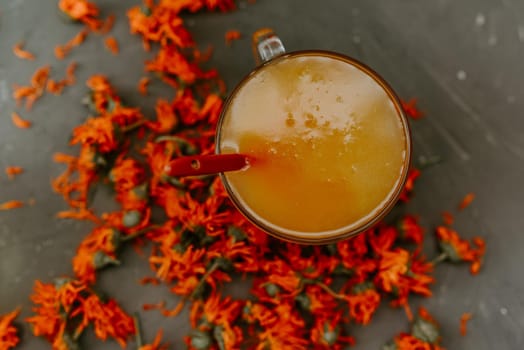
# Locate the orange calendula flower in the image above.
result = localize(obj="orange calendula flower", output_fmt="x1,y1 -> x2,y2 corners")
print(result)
110,157 -> 145,193
242,301 -> 308,350
71,117 -> 117,153
0,200 -> 24,211
385,307 -> 444,350
375,248 -> 409,293
13,42 -> 35,60
26,280 -> 77,346
52,145 -> 98,210
104,36 -> 120,54
310,313 -> 355,349
73,226 -> 121,283
398,215 -> 424,245
127,3 -> 195,50
225,29 -> 241,46
188,293 -> 243,350
76,295 -> 136,348
146,98 -> 178,133
11,112 -> 32,129
0,308 -> 21,350
375,247 -> 434,306
263,261 -> 302,295
150,240 -> 207,286
5,166 -> 24,180
58,0 -> 102,30
146,45 -> 216,85
435,226 -> 486,274
346,283 -> 381,325
459,192 -> 475,210
171,89 -> 223,126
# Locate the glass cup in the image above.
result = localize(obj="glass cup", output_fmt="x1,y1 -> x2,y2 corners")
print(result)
216,29 -> 412,244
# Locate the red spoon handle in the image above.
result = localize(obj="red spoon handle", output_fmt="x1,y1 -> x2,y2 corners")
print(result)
165,154 -> 250,177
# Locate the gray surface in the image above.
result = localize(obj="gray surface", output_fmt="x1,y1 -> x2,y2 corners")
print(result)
1,0 -> 524,349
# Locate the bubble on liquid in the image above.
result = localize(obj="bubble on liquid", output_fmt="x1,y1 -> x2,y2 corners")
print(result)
285,112 -> 296,127
311,73 -> 323,82
304,113 -> 318,128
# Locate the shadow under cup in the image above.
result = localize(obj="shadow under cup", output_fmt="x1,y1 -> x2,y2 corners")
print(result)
216,51 -> 412,244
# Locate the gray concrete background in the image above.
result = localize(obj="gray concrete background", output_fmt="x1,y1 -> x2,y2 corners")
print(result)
1,0 -> 524,349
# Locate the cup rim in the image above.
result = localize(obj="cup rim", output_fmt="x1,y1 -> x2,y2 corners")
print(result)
216,50 -> 412,244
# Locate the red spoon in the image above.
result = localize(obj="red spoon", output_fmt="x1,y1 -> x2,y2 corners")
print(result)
164,153 -> 250,177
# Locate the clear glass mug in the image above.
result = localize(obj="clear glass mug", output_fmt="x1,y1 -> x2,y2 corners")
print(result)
216,29 -> 412,244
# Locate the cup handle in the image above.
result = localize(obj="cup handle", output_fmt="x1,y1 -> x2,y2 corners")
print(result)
252,28 -> 286,65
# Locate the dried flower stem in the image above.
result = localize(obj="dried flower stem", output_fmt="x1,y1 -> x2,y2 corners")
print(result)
431,252 -> 448,265
133,312 -> 143,349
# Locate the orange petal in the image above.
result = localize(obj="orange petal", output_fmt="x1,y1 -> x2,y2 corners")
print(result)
5,166 -> 24,180
11,112 -> 32,129
138,77 -> 150,96
13,42 -> 36,60
104,36 -> 119,55
459,192 -> 475,210
460,312 -> 472,336
0,200 -> 24,210
225,29 -> 242,46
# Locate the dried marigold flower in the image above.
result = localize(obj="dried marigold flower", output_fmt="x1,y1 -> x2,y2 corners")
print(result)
0,307 -> 21,350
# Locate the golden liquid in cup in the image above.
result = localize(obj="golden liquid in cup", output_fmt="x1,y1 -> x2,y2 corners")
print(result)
219,52 -> 408,241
